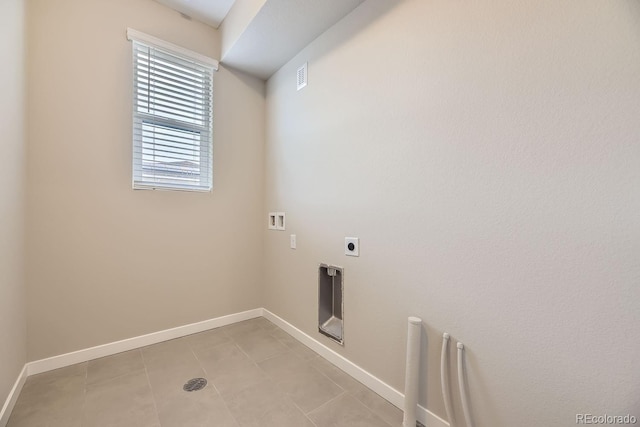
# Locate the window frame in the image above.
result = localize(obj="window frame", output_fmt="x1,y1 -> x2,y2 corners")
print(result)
127,29 -> 218,192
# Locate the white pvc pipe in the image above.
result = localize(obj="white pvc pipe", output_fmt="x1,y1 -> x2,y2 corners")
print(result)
403,317 -> 422,427
441,333 -> 455,427
457,342 -> 474,427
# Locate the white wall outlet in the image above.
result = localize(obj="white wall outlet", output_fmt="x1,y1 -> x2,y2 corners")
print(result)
345,237 -> 359,257
290,234 -> 296,249
276,212 -> 286,230
268,213 -> 277,230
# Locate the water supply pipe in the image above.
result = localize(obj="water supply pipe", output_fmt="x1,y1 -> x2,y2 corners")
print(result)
457,342 -> 474,427
441,333 -> 455,427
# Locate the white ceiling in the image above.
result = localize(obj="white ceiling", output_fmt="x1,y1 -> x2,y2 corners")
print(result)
154,0 -> 366,80
154,0 -> 236,28
221,0 -> 366,79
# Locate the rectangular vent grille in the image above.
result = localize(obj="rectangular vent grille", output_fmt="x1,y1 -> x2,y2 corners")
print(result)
297,62 -> 307,91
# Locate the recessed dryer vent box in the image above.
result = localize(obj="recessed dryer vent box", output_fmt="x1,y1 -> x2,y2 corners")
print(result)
318,264 -> 343,345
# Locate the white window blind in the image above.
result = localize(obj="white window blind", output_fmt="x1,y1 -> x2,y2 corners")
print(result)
130,31 -> 215,192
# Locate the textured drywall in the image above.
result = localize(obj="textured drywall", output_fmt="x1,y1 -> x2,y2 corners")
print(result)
0,0 -> 27,405
26,0 -> 265,361
263,0 -> 640,425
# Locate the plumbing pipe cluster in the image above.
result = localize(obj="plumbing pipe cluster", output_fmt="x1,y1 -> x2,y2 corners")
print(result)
402,317 -> 475,427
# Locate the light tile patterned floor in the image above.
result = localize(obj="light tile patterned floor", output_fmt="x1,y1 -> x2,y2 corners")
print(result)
7,318 -> 404,427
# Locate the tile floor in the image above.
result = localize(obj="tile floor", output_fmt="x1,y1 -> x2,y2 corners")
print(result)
7,317 -> 405,427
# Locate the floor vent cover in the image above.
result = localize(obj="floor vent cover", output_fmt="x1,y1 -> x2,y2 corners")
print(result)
183,378 -> 207,392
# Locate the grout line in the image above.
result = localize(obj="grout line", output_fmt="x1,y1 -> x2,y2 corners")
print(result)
342,374 -> 405,427
306,390 -> 347,416
209,372 -> 242,427
202,331 -> 255,427
141,349 -> 162,426
257,322 -> 351,418
232,341 -> 254,362
287,393 -> 322,424
253,348 -> 289,365
312,390 -> 394,427
85,366 -> 149,389
188,339 -> 223,398
192,325 -> 269,426
228,322 -> 329,425
80,361 -> 88,425
308,358 -> 347,393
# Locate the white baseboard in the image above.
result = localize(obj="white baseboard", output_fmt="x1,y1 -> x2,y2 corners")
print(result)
27,308 -> 262,376
0,364 -> 28,427
262,309 -> 449,427
6,308 -> 448,427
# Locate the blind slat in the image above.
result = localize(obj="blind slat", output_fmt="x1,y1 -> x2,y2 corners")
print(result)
136,103 -> 208,124
134,135 -> 204,152
138,61 -> 208,87
140,68 -> 208,93
136,93 -> 210,114
135,82 -> 211,106
135,74 -> 210,99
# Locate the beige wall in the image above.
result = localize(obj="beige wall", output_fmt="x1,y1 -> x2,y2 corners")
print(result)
26,0 -> 265,361
264,0 -> 640,426
0,0 -> 27,404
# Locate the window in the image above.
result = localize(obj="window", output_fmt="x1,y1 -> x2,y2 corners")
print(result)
128,29 -> 217,191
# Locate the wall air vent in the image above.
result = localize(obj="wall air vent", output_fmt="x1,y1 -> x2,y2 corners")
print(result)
297,62 -> 308,91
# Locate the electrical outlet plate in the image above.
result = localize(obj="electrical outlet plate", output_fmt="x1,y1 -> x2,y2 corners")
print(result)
345,237 -> 359,257
290,234 -> 296,249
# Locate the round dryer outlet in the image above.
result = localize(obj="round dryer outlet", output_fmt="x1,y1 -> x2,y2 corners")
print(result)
345,237 -> 359,257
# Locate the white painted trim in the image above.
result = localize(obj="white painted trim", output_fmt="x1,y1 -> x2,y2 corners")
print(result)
0,364 -> 28,427
262,309 -> 449,427
27,308 -> 262,376
9,308 -> 447,427
126,28 -> 219,70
